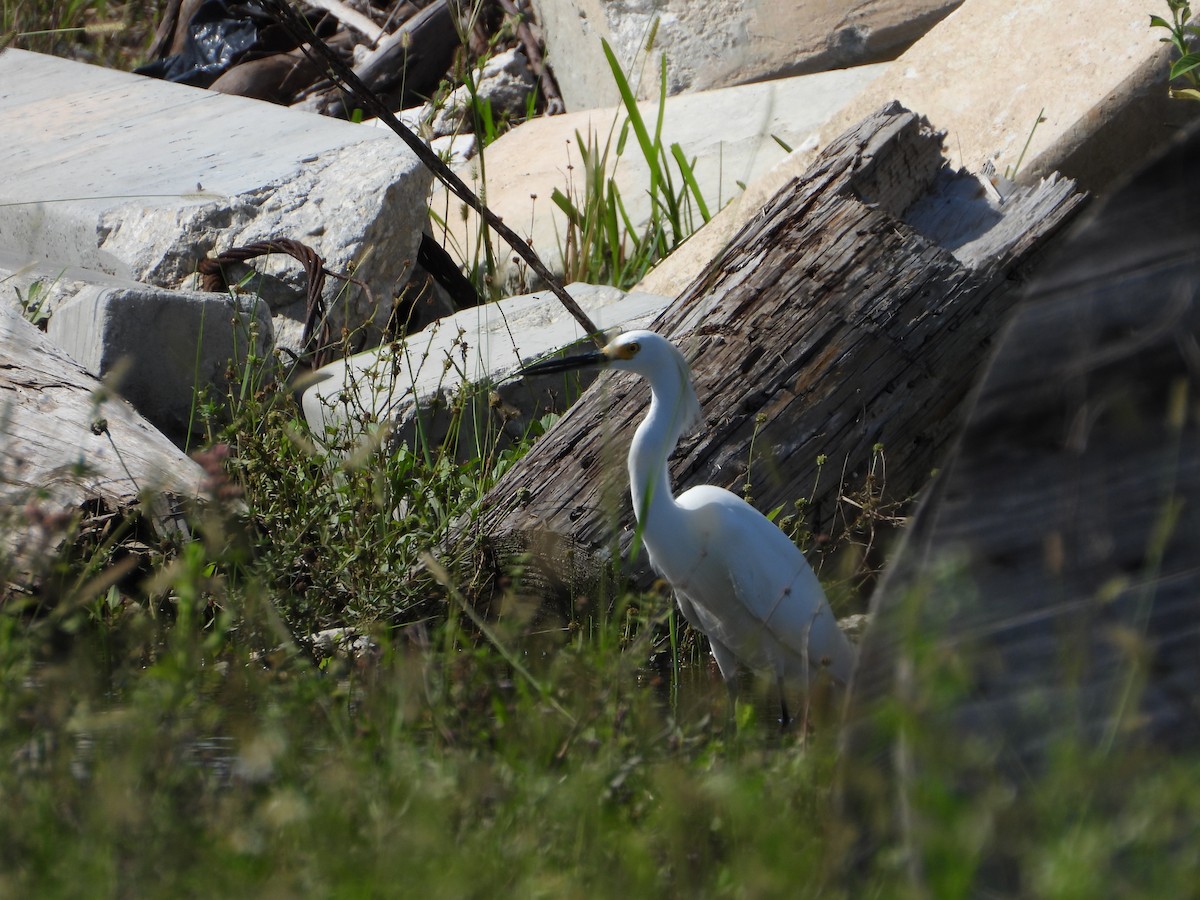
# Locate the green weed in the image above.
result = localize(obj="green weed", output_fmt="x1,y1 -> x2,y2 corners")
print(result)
1151,0 -> 1200,100
5,329 -> 1200,895
433,22 -> 716,297
11,272 -> 56,328
548,37 -> 712,289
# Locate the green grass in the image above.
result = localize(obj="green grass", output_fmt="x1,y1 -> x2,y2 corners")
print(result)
433,28 -> 718,297
2,0 -> 161,68
0,351 -> 859,895
1152,0 -> 1200,101
547,38 -> 712,290
0,606 -> 851,898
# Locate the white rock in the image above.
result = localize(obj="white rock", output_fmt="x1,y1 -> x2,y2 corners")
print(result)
428,49 -> 537,139
534,0 -> 959,111
428,88 -> 472,139
0,248 -> 153,323
0,49 -> 431,344
431,133 -> 478,166
301,283 -> 670,456
310,627 -> 378,659
477,49 -> 538,118
635,0 -> 1182,299
48,285 -> 274,438
366,107 -> 427,134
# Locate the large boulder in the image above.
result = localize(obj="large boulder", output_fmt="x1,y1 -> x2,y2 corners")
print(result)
0,49 -> 431,348
638,0 -> 1184,298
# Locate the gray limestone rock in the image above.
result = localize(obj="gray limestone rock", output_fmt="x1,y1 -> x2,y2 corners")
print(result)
0,49 -> 432,348
301,282 -> 670,457
48,285 -> 274,439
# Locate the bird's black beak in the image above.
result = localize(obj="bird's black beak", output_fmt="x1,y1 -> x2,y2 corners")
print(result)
521,346 -> 608,376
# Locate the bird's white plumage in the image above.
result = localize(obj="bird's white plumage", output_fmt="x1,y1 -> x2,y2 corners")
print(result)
607,331 -> 855,692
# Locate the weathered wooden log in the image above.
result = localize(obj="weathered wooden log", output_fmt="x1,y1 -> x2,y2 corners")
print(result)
0,305 -> 205,585
472,103 -> 1086,603
838,120 -> 1200,887
316,0 -> 457,116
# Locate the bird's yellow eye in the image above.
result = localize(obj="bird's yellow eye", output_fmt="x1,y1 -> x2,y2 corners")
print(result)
608,339 -> 641,360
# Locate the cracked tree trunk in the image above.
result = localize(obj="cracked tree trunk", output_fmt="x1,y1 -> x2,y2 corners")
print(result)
836,118 -> 1200,892
468,102 -> 1086,604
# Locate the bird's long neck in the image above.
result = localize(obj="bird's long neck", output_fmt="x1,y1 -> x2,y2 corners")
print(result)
628,381 -> 685,531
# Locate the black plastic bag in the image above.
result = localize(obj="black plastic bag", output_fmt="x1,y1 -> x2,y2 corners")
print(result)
135,0 -> 270,87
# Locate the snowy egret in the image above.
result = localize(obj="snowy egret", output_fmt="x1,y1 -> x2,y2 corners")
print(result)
523,330 -> 856,723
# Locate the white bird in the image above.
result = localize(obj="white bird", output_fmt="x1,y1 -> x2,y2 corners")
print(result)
523,330 -> 855,723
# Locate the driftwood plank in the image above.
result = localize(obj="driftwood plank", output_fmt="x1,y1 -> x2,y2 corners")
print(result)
474,102 -> 1086,601
838,121 -> 1200,885
0,305 -> 204,581
316,0 -> 456,116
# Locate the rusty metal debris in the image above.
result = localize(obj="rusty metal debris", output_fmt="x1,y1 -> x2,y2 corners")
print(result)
199,238 -> 370,368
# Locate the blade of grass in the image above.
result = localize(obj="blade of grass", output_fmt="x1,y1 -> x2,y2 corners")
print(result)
601,38 -> 658,193
671,143 -> 711,223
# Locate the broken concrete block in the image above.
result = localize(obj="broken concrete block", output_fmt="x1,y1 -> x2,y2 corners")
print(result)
429,64 -> 888,292
636,0 -> 1185,299
48,285 -> 273,440
0,247 -> 157,326
301,283 -> 670,456
533,0 -> 959,111
0,49 -> 431,345
1,303 -> 208,586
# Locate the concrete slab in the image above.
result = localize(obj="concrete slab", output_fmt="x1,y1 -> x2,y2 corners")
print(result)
0,49 -> 431,339
534,0 -> 959,112
636,0 -> 1182,298
1,249 -> 275,438
429,64 -> 888,293
48,285 -> 273,441
302,282 -> 671,456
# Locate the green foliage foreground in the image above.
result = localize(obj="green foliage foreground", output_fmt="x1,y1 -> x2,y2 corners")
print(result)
0,370 -> 848,898
0,610 -> 849,898
5,2 -> 1200,893
3,376 -> 1200,899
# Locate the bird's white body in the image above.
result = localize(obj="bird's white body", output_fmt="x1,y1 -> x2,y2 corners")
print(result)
618,331 -> 855,690
524,329 -> 856,714
644,485 -> 854,687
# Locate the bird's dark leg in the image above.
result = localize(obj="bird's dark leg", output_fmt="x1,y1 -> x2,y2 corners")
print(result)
778,676 -> 792,730
724,676 -> 739,729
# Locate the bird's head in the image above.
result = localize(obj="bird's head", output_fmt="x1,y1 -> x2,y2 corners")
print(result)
523,330 -> 702,433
